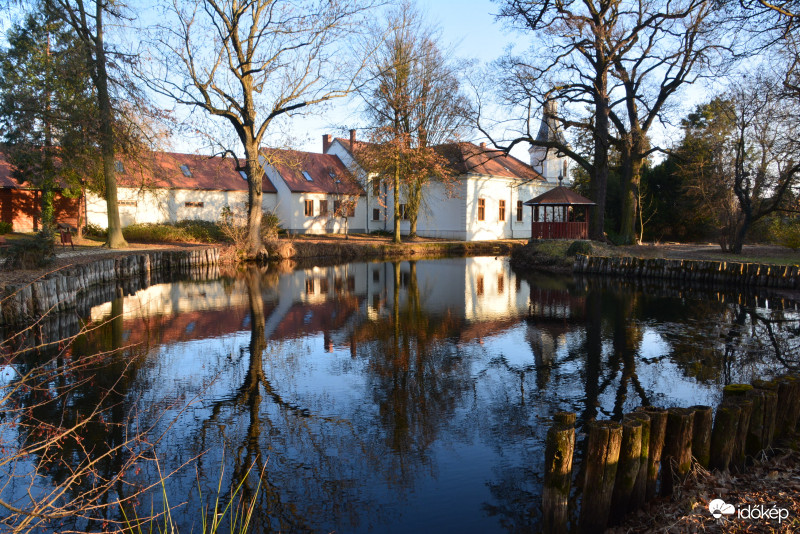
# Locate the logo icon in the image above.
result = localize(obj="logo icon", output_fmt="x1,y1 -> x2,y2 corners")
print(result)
709,499 -> 736,519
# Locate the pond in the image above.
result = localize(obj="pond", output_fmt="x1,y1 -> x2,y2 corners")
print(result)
1,256 -> 799,532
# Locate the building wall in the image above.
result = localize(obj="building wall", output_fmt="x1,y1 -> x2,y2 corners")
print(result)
86,188 -> 277,228
1,188 -> 81,232
264,162 -> 366,235
465,175 -> 551,241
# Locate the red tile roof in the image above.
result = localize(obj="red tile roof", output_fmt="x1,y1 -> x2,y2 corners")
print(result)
1,150 -> 277,193
434,143 -> 545,181
261,148 -> 363,195
524,186 -> 595,206
333,138 -> 544,182
117,151 -> 277,193
0,151 -> 28,189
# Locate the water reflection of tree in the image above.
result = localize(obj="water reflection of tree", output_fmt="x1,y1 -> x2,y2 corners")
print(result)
352,261 -> 472,488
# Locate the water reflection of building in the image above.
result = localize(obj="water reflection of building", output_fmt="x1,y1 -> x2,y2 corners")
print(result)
85,258 -> 540,353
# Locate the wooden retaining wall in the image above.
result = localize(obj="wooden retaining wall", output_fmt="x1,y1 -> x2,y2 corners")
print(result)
1,248 -> 219,326
574,254 -> 800,289
541,376 -> 800,533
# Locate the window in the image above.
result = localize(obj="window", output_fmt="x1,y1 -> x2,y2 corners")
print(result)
302,170 -> 313,182
118,200 -> 137,207
239,171 -> 248,181
305,278 -> 315,294
516,200 -> 523,222
319,277 -> 329,294
372,208 -> 381,221
497,274 -> 504,294
114,160 -> 125,173
180,164 -> 192,177
476,275 -> 484,296
372,177 -> 380,196
373,268 -> 380,282
515,277 -> 521,293
304,199 -> 314,216
319,200 -> 328,215
477,198 -> 485,221
499,200 -> 506,222
185,201 -> 203,208
399,204 -> 409,220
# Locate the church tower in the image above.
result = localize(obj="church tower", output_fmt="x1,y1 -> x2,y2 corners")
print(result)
528,101 -> 570,184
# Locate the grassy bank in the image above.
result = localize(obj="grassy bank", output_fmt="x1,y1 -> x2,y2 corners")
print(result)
265,235 -> 526,262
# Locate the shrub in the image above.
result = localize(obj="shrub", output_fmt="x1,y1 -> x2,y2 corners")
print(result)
770,218 -> 800,250
566,240 -> 594,257
0,221 -> 12,234
4,231 -> 56,269
123,221 -> 226,244
84,223 -> 107,239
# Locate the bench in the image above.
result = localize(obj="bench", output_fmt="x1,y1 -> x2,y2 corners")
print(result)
59,229 -> 75,251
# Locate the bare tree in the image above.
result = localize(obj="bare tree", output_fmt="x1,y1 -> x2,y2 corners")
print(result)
486,0 -> 730,243
145,0 -> 377,257
355,1 -> 468,241
679,74 -> 800,253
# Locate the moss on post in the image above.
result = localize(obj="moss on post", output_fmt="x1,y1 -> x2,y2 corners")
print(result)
609,419 -> 642,525
623,412 -> 650,511
638,407 -> 667,501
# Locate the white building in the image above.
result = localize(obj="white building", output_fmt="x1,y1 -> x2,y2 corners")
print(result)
325,131 -> 559,240
85,151 -> 278,228
259,148 -> 365,234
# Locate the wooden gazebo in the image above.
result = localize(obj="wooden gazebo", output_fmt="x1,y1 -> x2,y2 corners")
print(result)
524,186 -> 595,240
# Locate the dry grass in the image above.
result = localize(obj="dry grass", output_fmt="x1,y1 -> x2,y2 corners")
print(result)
609,450 -> 800,533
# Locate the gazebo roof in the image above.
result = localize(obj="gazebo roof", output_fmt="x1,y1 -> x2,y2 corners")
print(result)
524,186 -> 595,206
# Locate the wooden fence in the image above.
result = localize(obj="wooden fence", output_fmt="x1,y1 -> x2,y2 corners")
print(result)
542,375 -> 800,533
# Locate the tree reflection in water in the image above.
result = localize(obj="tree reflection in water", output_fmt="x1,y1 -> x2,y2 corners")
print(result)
3,259 -> 800,532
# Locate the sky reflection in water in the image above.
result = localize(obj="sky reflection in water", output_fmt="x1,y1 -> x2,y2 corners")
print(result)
6,256 -> 800,533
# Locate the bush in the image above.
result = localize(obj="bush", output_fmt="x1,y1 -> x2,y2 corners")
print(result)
123,221 -> 226,244
566,240 -> 594,257
4,231 -> 56,269
769,218 -> 800,250
0,221 -> 12,234
84,223 -> 107,239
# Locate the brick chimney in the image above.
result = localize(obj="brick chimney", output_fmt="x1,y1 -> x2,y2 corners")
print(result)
480,142 -> 486,149
322,134 -> 332,153
349,129 -> 357,147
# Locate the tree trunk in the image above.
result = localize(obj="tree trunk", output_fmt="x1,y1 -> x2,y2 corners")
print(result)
245,143 -> 264,257
408,178 -> 421,239
590,88 -> 610,241
94,4 -> 126,249
393,154 -> 401,243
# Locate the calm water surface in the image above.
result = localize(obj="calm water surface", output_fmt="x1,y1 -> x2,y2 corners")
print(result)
2,256 -> 799,532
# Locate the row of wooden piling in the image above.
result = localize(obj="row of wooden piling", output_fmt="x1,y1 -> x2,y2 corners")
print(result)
0,248 -> 219,325
542,375 -> 800,534
574,254 -> 800,290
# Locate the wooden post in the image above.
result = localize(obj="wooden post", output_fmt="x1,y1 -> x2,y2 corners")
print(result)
745,389 -> 767,458
543,415 -> 576,534
753,380 -> 778,450
661,408 -> 694,497
710,403 -> 740,472
609,419 -> 642,524
691,405 -> 713,469
623,412 -> 650,511
723,384 -> 754,468
638,407 -> 667,501
580,421 -> 622,534
776,377 -> 800,439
